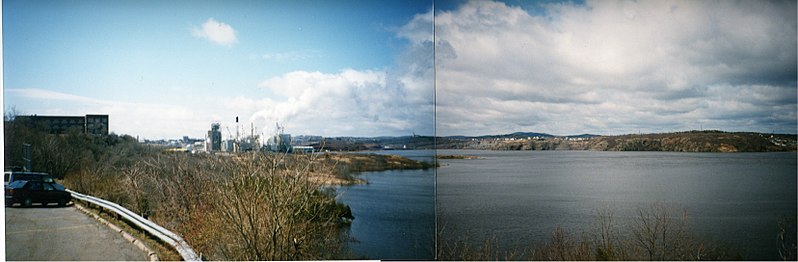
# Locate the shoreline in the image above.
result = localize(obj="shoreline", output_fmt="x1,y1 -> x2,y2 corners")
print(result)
436,132 -> 797,153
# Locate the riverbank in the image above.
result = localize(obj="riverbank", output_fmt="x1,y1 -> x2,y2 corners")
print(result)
437,131 -> 798,152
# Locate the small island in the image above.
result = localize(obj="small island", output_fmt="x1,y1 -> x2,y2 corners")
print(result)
313,153 -> 436,185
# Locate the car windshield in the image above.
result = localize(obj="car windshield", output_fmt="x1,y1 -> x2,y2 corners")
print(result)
42,177 -> 54,183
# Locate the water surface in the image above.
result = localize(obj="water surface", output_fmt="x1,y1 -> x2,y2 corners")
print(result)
437,150 -> 797,260
337,150 -> 435,259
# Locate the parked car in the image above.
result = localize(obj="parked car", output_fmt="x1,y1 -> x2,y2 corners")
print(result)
4,171 -> 55,186
5,180 -> 71,207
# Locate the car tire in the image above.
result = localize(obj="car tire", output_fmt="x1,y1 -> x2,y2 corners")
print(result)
5,200 -> 12,207
58,200 -> 67,207
22,198 -> 32,208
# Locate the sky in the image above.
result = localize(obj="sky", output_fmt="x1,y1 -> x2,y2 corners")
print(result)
3,0 -> 434,139
435,0 -> 797,136
4,0 -> 797,139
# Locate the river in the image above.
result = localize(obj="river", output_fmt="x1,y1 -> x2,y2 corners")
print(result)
437,150 -> 796,260
336,150 -> 435,259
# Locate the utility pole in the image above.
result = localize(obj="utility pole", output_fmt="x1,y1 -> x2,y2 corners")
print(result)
22,143 -> 32,171
235,116 -> 240,152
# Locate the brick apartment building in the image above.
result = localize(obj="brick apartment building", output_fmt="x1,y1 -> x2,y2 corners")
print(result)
16,114 -> 109,135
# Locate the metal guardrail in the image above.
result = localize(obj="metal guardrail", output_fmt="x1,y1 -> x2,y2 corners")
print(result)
67,189 -> 201,261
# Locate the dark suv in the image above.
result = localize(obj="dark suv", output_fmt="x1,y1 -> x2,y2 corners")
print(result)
5,180 -> 71,207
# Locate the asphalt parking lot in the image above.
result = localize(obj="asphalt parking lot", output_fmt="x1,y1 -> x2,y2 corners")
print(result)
5,206 -> 148,261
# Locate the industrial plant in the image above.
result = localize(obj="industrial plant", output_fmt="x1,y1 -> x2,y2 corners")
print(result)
167,117 -> 320,154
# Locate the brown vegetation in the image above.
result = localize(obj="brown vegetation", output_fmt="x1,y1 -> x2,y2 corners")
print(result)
438,203 -> 745,261
778,215 -> 797,261
4,116 -> 432,260
320,152 -> 436,176
62,150 -> 355,260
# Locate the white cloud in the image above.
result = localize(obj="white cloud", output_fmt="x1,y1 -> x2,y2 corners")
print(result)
192,18 -> 238,46
435,0 -> 797,135
6,88 -> 103,104
248,65 -> 432,137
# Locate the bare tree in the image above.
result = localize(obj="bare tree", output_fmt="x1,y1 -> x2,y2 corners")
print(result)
531,227 -> 593,261
778,216 -> 797,261
629,202 -> 693,260
591,207 -> 633,260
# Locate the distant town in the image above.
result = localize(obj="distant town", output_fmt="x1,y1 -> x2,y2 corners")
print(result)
15,113 -> 797,153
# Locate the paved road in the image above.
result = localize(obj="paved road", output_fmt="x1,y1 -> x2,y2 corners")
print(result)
5,205 -> 149,261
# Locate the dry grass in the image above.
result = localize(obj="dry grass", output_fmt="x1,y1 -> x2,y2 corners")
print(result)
59,151 -> 357,260
438,203 -> 745,261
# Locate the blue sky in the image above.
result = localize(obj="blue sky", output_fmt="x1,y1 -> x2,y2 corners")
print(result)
4,0 -> 434,139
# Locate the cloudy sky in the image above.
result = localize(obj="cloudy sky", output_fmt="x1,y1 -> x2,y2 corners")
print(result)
4,0 -> 433,139
4,0 -> 797,139
435,0 -> 797,136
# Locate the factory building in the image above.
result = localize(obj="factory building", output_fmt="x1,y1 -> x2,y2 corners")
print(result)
222,139 -> 235,152
206,123 -> 222,153
267,133 -> 292,152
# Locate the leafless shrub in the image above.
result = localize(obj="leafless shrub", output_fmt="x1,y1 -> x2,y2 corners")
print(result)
590,207 -> 632,260
440,203 -> 743,261
104,151 -> 350,260
531,227 -> 593,261
195,152 -> 348,260
778,215 -> 797,261
61,148 -> 351,260
437,233 -> 523,260
630,202 -> 691,260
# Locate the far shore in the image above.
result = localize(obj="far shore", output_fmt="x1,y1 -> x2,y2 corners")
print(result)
436,154 -> 480,159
